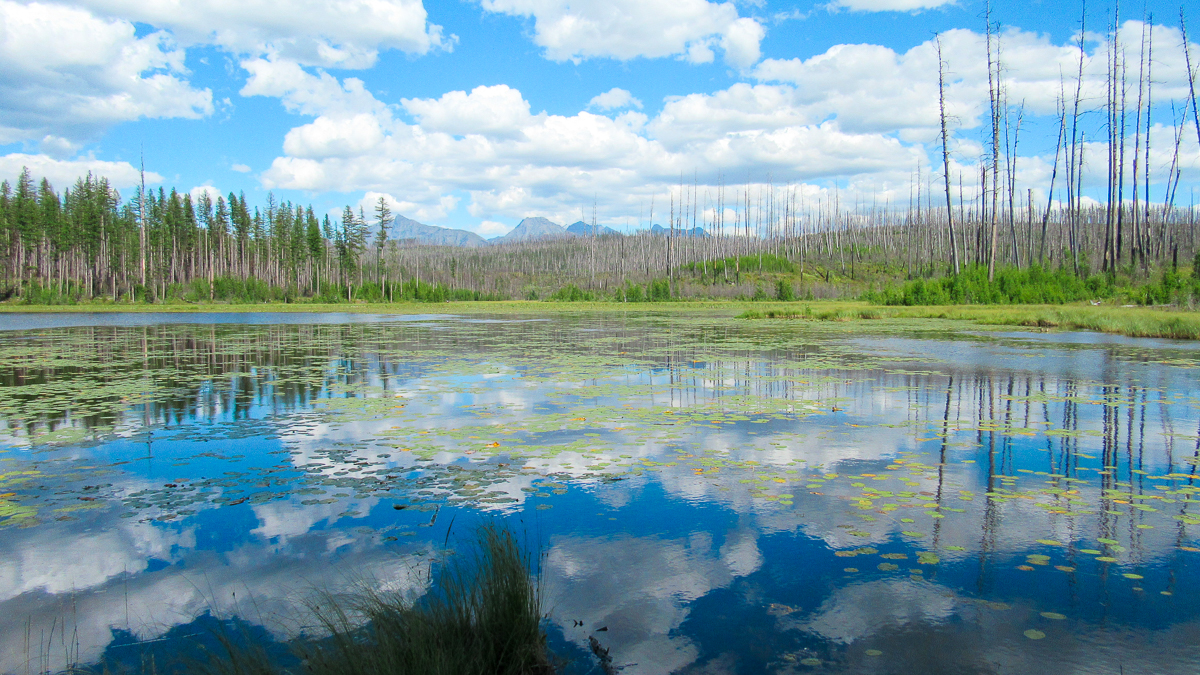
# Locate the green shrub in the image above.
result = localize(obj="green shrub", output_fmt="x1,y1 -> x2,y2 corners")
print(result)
549,284 -> 593,302
647,279 -> 671,301
866,265 -> 1118,306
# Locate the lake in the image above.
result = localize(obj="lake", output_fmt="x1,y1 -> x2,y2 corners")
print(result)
1,311 -> 1199,674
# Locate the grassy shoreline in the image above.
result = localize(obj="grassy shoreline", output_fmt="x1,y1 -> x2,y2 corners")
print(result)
3,300 -> 1199,340
741,302 -> 1200,340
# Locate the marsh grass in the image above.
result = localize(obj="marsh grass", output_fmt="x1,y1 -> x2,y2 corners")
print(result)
740,302 -> 1200,340
8,294 -> 1199,340
205,523 -> 555,675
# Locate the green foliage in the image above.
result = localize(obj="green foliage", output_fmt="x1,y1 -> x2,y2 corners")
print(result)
684,253 -> 796,283
352,279 -> 504,303
549,284 -> 594,302
866,265 -> 1117,306
547,279 -> 678,303
19,281 -> 83,305
211,277 -> 289,303
774,279 -> 795,301
209,523 -> 555,675
1125,269 -> 1200,306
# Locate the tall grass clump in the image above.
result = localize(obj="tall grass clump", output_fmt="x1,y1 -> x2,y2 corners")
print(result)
210,523 -> 556,675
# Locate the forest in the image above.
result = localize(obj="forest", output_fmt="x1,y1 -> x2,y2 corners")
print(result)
1,6 -> 1199,307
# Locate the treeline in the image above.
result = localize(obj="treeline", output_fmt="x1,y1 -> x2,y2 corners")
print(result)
2,164 -> 1199,306
0,168 -> 510,304
0,166 -> 786,304
3,6 -> 1200,307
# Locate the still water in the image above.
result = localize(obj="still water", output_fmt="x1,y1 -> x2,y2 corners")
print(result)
1,312 -> 1199,674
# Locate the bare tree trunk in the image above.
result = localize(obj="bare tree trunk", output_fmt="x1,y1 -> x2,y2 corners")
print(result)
937,35 -> 960,275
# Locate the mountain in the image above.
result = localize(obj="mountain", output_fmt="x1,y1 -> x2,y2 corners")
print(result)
565,220 -> 621,237
491,217 -> 569,244
392,215 -> 487,247
650,223 -> 709,238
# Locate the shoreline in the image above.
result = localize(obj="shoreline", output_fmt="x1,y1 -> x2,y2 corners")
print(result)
2,300 -> 1198,340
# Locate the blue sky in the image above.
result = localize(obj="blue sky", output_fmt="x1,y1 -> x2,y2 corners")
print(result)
1,0 -> 1197,236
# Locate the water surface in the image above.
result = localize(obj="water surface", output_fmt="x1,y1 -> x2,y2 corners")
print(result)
2,312 -> 1199,674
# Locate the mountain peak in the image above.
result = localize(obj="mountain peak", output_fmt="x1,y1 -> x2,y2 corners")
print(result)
566,221 -> 621,237
391,215 -> 487,247
492,217 -> 568,244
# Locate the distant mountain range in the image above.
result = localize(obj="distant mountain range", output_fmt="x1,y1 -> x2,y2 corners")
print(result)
649,223 -> 709,238
565,220 -> 621,237
388,215 -> 706,248
490,216 -> 570,244
392,215 -> 487,247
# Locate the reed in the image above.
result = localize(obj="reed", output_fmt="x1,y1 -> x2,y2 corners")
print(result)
207,523 -> 555,675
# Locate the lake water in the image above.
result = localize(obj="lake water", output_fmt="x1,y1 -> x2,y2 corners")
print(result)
2,311 -> 1199,674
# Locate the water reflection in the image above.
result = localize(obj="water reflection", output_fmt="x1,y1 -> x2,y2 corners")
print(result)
0,314 -> 1198,674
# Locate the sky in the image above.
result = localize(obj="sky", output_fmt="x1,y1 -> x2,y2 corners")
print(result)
1,0 -> 1198,236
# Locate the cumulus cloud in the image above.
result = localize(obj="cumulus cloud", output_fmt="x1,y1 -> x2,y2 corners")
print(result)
245,20 -> 1198,225
477,220 -> 512,237
0,153 -> 162,190
0,0 -> 212,145
252,67 -> 921,222
70,0 -> 449,68
190,184 -> 224,203
240,57 -> 390,118
588,88 -> 643,111
753,23 -> 1199,133
543,530 -> 761,673
0,0 -> 448,151
403,85 -> 534,137
480,0 -> 765,68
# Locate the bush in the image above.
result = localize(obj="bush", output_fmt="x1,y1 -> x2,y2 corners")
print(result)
775,279 -> 795,301
549,284 -> 593,302
647,279 -> 671,301
865,265 -> 1118,306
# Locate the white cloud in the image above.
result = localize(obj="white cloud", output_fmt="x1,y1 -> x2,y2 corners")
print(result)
70,0 -> 449,68
752,23 -> 1200,134
248,20 -> 1198,224
0,153 -> 162,190
284,113 -> 388,158
402,85 -> 534,137
259,73 -> 918,222
0,0 -> 212,144
479,0 -> 765,68
720,16 -> 764,68
39,135 -> 80,159
831,0 -> 957,11
240,57 -> 389,118
231,163 -> 251,173
477,220 -> 512,236
0,0 -> 448,148
588,87 -> 643,111
189,184 -> 223,203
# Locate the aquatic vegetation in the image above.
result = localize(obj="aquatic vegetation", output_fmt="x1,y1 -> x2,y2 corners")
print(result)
741,300 -> 1200,340
213,523 -> 556,675
2,312 -> 1200,674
